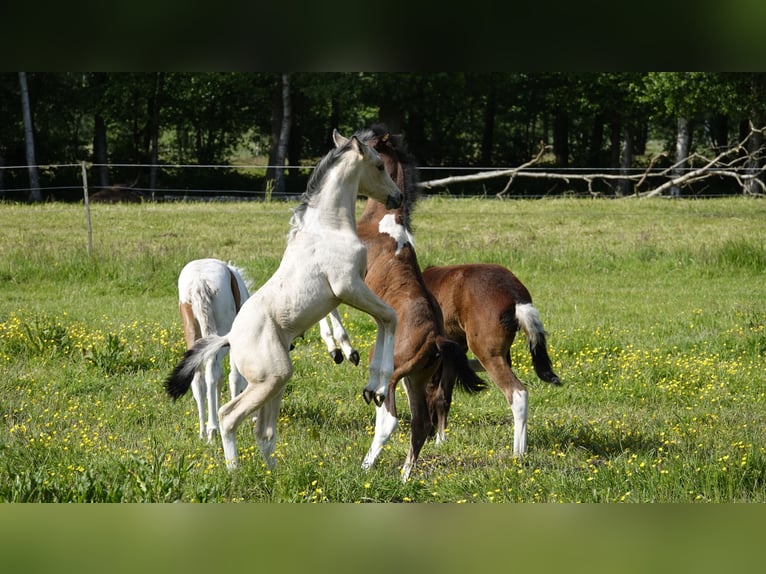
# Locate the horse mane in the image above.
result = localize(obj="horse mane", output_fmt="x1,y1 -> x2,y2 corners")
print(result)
353,124 -> 420,230
289,137 -> 355,239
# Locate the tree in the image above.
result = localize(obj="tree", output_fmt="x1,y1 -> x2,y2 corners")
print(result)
18,72 -> 41,202
89,72 -> 110,188
272,73 -> 291,196
642,72 -> 738,196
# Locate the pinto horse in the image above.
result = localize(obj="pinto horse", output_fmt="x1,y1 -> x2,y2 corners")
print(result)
422,263 -> 561,456
177,258 -> 251,442
165,131 -> 402,471
348,125 -> 486,481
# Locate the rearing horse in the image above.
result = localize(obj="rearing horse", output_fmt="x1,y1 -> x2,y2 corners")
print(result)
165,132 -> 402,471
346,125 -> 486,482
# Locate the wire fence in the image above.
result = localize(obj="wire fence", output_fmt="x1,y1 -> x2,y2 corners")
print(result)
0,160 -> 761,201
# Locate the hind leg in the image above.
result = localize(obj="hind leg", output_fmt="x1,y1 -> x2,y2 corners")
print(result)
428,376 -> 450,446
218,371 -> 290,469
319,315 -> 343,364
328,309 -> 359,365
227,357 -> 246,398
252,388 -> 285,469
470,336 -> 529,456
400,377 -> 432,482
190,370 -> 206,439
204,350 -> 226,442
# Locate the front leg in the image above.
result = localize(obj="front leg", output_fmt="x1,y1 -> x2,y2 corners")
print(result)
337,281 -> 396,407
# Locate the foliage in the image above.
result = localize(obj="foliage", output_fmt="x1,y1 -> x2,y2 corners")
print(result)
2,73 -> 766,199
1,198 -> 764,502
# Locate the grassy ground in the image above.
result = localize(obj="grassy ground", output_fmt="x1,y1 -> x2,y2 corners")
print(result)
0,197 -> 764,502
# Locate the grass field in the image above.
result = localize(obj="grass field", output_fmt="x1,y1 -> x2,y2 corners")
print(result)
0,197 -> 764,502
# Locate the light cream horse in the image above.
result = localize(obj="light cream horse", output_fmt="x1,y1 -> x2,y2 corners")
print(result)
165,131 -> 402,471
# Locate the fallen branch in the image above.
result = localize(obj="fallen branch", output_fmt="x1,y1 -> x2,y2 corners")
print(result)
416,126 -> 766,197
417,142 -> 549,193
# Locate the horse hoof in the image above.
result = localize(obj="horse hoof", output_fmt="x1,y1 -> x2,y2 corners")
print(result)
349,351 -> 360,366
330,349 -> 344,364
362,389 -> 374,404
373,393 -> 385,407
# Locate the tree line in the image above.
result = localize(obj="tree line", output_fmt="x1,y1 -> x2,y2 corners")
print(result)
1,72 -> 764,201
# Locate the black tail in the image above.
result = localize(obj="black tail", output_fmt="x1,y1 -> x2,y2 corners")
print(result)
164,335 -> 231,400
530,331 -> 561,385
515,303 -> 561,386
437,336 -> 487,394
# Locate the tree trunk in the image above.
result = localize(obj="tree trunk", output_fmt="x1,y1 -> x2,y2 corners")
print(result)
744,117 -> 764,195
480,80 -> 496,166
744,75 -> 765,195
273,73 -> 291,196
18,72 -> 41,202
709,113 -> 729,152
588,113 -> 605,167
92,72 -> 110,188
147,73 -> 164,198
553,112 -> 569,168
93,114 -> 110,188
671,116 -> 691,196
619,125 -> 634,196
609,119 -> 621,171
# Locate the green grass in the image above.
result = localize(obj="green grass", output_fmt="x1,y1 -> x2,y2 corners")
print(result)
1,197 -> 765,502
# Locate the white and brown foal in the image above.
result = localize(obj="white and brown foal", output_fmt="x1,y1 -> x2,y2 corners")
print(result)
177,258 -> 250,442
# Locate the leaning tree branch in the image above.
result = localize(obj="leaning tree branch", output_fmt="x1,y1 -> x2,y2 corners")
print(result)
417,126 -> 766,197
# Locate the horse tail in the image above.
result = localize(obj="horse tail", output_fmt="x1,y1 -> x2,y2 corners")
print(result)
514,303 -> 562,386
436,336 -> 487,394
189,281 -> 218,336
164,335 -> 231,400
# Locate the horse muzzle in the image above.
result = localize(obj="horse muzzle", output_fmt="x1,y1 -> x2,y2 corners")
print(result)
385,191 -> 403,210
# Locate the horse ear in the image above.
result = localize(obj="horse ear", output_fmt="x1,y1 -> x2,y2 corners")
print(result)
332,129 -> 348,148
349,136 -> 366,158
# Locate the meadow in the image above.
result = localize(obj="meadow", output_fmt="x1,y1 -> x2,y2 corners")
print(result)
0,197 -> 764,502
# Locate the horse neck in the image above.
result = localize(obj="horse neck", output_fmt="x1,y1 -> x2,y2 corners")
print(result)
305,169 -> 360,233
358,195 -> 411,232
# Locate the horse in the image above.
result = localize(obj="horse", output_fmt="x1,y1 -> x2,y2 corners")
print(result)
421,263 -> 561,457
351,125 -> 486,482
165,130 -> 402,471
177,258 -> 251,442
176,260 -> 357,441
318,309 -> 359,366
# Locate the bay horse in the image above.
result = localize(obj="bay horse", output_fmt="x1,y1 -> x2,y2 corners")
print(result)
165,131 -> 402,471
347,125 -> 486,482
177,258 -> 251,442
421,263 -> 561,456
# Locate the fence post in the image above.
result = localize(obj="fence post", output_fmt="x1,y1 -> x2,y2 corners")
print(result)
81,161 -> 93,257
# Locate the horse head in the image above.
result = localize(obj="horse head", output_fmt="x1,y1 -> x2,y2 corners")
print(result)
332,129 -> 402,210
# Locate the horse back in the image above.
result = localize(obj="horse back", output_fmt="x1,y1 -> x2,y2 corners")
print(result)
422,263 -> 531,339
178,259 -> 242,336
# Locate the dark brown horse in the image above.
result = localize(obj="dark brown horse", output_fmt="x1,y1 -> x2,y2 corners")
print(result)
346,125 -> 485,481
422,263 -> 561,456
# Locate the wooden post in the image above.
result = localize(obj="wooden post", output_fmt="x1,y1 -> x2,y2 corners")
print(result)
81,161 -> 93,257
